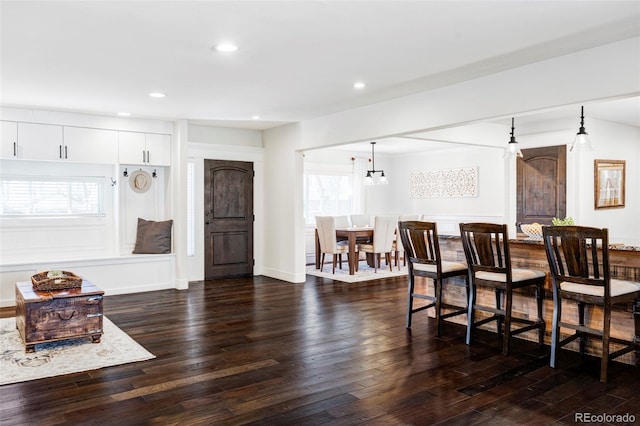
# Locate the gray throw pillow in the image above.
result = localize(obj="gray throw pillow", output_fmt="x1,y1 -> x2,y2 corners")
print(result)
133,218 -> 173,254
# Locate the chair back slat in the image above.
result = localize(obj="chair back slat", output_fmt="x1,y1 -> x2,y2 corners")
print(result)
398,220 -> 439,267
543,225 -> 610,293
459,223 -> 509,275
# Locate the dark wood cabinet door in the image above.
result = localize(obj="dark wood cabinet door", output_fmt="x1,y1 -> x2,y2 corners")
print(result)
204,160 -> 254,279
516,146 -> 566,228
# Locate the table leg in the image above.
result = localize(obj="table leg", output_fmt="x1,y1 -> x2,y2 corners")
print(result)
348,233 -> 357,275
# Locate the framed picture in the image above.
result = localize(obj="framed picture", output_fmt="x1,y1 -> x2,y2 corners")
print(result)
594,159 -> 625,209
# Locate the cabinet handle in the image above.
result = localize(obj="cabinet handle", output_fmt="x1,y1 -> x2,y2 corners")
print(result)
87,296 -> 103,302
13,142 -> 16,156
64,145 -> 68,159
86,313 -> 103,318
57,310 -> 77,321
59,145 -> 63,159
147,150 -> 150,163
142,150 -> 146,163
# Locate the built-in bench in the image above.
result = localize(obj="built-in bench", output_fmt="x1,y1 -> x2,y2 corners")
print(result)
0,254 -> 176,307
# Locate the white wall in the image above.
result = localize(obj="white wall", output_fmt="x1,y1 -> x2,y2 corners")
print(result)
188,124 -> 263,148
572,120 -> 640,245
384,146 -> 505,232
262,123 -> 307,283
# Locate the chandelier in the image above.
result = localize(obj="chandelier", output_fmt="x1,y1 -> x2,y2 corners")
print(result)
364,141 -> 388,185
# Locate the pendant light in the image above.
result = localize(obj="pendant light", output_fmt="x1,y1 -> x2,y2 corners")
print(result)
505,117 -> 523,158
364,141 -> 388,185
569,105 -> 593,152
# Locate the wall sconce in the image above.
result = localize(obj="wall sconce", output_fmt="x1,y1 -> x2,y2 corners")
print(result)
570,105 -> 593,152
504,117 -> 523,158
364,141 -> 388,185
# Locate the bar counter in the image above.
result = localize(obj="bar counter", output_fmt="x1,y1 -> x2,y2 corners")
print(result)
432,235 -> 640,364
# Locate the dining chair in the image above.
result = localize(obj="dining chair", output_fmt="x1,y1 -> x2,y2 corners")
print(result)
394,214 -> 422,267
398,220 -> 468,336
315,216 -> 354,273
349,214 -> 371,227
459,222 -> 546,355
542,225 -> 640,383
333,215 -> 351,243
334,215 -> 351,228
358,215 -> 398,272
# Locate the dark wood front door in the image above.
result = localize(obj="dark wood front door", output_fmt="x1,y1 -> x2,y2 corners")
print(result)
204,160 -> 254,279
516,145 -> 566,229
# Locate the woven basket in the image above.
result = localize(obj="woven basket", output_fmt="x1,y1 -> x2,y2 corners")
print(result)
31,271 -> 82,291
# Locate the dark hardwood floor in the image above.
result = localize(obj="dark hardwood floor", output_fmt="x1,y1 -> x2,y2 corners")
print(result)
1,274 -> 639,425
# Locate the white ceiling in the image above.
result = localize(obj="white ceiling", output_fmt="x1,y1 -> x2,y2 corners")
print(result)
1,0 -> 639,140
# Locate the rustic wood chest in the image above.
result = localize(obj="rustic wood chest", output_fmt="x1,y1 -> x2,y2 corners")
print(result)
15,280 -> 104,352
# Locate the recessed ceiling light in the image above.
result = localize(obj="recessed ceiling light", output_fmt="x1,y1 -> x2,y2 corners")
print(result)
251,115 -> 260,120
149,92 -> 166,98
353,82 -> 366,89
117,112 -> 131,117
215,43 -> 238,53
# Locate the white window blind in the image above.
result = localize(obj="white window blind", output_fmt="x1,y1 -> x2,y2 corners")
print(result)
0,175 -> 105,216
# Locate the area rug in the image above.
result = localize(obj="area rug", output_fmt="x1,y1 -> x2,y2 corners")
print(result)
306,263 -> 408,283
0,316 -> 155,385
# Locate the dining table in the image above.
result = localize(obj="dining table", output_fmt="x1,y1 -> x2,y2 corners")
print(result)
315,227 -> 374,275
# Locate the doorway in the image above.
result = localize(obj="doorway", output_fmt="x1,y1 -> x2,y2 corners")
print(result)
516,145 -> 566,229
204,160 -> 254,279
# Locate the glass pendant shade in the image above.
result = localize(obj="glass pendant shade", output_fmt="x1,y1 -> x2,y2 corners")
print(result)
504,118 -> 523,158
570,132 -> 593,152
364,171 -> 374,186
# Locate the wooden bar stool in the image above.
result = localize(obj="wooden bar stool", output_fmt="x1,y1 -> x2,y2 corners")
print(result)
459,222 -> 546,355
543,225 -> 640,383
398,220 -> 468,336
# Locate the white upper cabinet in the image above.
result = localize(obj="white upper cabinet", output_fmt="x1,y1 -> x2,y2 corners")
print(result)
18,122 -> 64,161
63,127 -> 118,164
144,133 -> 171,166
1,120 -> 170,166
9,123 -> 117,163
118,131 -> 171,166
0,121 -> 18,159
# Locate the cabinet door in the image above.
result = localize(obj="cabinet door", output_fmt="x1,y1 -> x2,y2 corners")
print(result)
145,134 -> 171,166
0,121 -> 18,159
18,122 -> 64,161
63,127 -> 118,164
118,131 -> 147,164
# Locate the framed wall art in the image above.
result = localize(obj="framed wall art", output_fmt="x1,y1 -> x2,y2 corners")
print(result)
594,159 -> 625,209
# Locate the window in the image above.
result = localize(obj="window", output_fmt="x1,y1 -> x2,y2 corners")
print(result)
0,175 -> 105,216
303,173 -> 353,225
